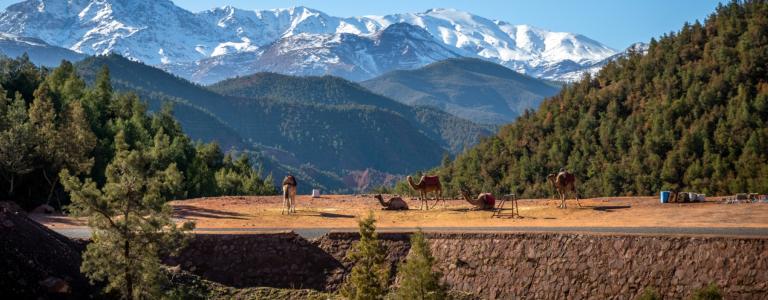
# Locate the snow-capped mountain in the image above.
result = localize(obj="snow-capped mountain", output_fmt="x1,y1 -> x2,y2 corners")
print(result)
0,0 -> 619,82
166,23 -> 462,83
555,42 -> 650,82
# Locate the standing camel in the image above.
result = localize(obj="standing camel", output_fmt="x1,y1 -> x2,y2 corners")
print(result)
374,194 -> 409,210
554,170 -> 581,208
459,187 -> 495,210
282,175 -> 297,214
407,175 -> 443,210
546,173 -> 561,199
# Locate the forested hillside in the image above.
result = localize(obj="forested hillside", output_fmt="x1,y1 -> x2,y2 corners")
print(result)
75,55 -> 452,192
208,72 -> 492,154
0,55 -> 275,209
361,58 -> 561,124
434,1 -> 768,197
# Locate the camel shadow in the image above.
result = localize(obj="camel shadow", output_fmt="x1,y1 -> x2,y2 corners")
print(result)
444,208 -> 471,213
591,205 -> 631,212
173,205 -> 248,220
293,211 -> 355,219
319,212 -> 355,219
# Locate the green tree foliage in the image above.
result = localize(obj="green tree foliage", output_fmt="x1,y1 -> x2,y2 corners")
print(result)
432,0 -> 768,197
392,230 -> 447,300
691,283 -> 723,300
0,57 -> 276,209
638,287 -> 661,300
341,212 -> 390,300
0,91 -> 35,195
214,153 -> 276,196
60,130 -> 194,299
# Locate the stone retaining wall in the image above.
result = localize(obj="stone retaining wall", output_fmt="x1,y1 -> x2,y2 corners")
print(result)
172,231 -> 768,299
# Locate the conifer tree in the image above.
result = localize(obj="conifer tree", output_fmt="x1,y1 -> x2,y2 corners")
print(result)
60,130 -> 194,300
0,92 -> 34,195
393,230 -> 447,300
341,212 -> 390,300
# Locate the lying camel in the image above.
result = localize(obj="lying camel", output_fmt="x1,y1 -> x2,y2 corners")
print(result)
374,194 -> 409,210
459,188 -> 495,210
407,175 -> 443,210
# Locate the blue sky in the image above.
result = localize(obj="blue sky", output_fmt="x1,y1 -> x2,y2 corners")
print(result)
0,0 -> 723,49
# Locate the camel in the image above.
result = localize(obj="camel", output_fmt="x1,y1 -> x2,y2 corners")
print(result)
282,175 -> 297,215
406,175 -> 443,210
546,173 -> 561,199
374,194 -> 409,210
553,170 -> 581,208
459,188 -> 495,210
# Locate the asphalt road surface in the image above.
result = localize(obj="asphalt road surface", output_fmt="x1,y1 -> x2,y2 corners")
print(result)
52,226 -> 768,240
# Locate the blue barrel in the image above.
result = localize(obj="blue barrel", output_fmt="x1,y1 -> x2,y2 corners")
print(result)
660,191 -> 670,203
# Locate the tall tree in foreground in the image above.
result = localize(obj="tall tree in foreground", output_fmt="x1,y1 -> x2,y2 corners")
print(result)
60,130 -> 194,299
341,212 -> 390,300
393,230 -> 447,300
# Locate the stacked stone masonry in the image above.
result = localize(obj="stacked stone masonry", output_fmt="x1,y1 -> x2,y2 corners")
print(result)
170,231 -> 768,299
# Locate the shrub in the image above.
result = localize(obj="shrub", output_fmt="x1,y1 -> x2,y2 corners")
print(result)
691,283 -> 723,300
638,287 -> 661,300
392,230 -> 447,300
340,212 -> 390,299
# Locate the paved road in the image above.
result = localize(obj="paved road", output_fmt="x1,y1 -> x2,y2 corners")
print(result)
52,226 -> 768,239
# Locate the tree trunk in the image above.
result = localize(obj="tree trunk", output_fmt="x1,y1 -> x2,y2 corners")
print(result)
125,238 -> 132,300
42,170 -> 57,204
124,197 -> 133,300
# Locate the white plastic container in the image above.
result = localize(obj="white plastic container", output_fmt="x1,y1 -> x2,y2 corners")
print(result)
312,189 -> 321,198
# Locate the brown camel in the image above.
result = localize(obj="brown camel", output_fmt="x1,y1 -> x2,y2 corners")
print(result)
407,175 -> 443,210
554,171 -> 581,208
459,188 -> 495,210
282,175 -> 297,215
546,173 -> 561,199
374,194 -> 409,210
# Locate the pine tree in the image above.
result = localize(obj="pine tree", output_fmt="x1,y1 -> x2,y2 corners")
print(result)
393,230 -> 447,300
341,212 -> 390,300
0,92 -> 35,195
60,130 -> 194,299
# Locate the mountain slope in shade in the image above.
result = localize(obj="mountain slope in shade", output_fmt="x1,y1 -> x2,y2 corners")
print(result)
361,58 -> 561,124
75,55 -> 446,192
75,55 -> 249,151
208,71 -> 492,153
0,33 -> 85,66
0,1 -> 617,82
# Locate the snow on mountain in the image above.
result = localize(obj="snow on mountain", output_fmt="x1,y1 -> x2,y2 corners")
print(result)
0,0 -> 619,82
0,32 -> 85,66
166,23 -> 462,83
555,42 -> 649,82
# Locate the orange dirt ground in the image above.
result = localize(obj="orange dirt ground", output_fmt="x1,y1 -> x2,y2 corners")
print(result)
33,194 -> 768,230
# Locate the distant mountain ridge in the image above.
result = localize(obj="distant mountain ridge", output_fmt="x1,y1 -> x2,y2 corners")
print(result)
75,54 -> 490,192
0,32 -> 85,66
0,0 -> 619,82
208,71 -> 493,153
361,58 -> 561,124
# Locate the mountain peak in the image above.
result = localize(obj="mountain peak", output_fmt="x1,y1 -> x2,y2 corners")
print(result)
0,1 -> 618,82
